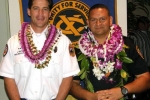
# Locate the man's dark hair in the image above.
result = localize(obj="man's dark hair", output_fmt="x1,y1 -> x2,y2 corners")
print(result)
136,16 -> 150,29
88,4 -> 110,17
137,16 -> 150,25
28,0 -> 53,10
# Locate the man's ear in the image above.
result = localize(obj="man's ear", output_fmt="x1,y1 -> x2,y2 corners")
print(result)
27,8 -> 31,17
86,19 -> 89,27
49,11 -> 51,18
110,16 -> 113,26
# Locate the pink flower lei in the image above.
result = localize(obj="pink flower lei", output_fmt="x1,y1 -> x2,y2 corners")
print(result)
79,24 -> 124,80
18,22 -> 61,68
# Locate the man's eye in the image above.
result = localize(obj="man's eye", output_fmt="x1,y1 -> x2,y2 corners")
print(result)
91,19 -> 96,22
100,18 -> 106,22
33,7 -> 38,10
43,8 -> 49,11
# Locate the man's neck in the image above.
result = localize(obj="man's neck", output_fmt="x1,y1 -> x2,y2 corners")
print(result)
30,24 -> 48,33
94,32 -> 110,44
30,25 -> 48,35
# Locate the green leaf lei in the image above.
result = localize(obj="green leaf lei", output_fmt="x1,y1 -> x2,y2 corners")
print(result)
75,24 -> 134,94
75,44 -> 133,93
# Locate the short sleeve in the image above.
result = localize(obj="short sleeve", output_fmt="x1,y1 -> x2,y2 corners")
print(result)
58,34 -> 80,78
123,37 -> 149,75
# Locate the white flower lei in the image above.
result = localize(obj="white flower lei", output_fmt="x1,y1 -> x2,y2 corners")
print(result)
78,24 -> 124,80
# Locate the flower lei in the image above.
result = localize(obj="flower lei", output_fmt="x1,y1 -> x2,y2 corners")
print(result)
18,22 -> 61,69
77,24 -> 133,92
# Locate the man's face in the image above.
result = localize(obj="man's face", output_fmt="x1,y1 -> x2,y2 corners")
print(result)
87,8 -> 112,37
139,22 -> 150,31
27,0 -> 51,30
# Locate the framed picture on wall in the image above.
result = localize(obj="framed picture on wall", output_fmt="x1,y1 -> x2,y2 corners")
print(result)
19,0 -> 116,42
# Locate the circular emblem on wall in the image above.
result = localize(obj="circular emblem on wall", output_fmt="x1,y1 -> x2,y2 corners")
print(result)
49,0 -> 89,43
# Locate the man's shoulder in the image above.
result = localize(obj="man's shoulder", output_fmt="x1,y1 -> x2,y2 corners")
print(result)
123,36 -> 134,43
123,36 -> 136,50
55,27 -> 69,39
128,30 -> 141,36
8,33 -> 19,43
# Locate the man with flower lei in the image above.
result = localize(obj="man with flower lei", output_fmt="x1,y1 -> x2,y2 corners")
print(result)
70,4 -> 150,100
0,0 -> 80,100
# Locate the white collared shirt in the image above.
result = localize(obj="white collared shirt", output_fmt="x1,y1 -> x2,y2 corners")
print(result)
0,27 -> 80,100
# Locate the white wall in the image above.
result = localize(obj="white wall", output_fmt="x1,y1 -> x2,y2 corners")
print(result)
0,0 -> 10,99
9,0 -> 21,36
9,0 -> 127,36
116,0 -> 127,36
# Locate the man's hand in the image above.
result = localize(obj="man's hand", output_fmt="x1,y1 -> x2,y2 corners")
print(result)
96,88 -> 123,100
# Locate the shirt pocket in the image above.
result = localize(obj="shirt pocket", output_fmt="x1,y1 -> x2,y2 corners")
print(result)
14,55 -> 30,77
43,55 -> 63,78
14,55 -> 30,96
43,55 -> 63,93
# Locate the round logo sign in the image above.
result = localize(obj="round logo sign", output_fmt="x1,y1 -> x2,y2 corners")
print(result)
49,0 -> 89,43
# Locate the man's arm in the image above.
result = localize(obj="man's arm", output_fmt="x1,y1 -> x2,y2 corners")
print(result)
96,72 -> 150,100
55,76 -> 73,100
4,77 -> 20,100
125,72 -> 150,93
70,80 -> 98,100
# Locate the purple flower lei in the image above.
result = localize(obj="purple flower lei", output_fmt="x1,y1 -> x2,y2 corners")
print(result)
79,24 -> 123,61
78,24 -> 124,80
18,22 -> 58,64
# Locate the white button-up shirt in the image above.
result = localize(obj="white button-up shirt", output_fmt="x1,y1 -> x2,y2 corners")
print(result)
0,27 -> 80,100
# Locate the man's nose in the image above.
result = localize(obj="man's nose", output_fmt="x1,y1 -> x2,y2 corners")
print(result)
96,19 -> 101,25
38,9 -> 44,15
